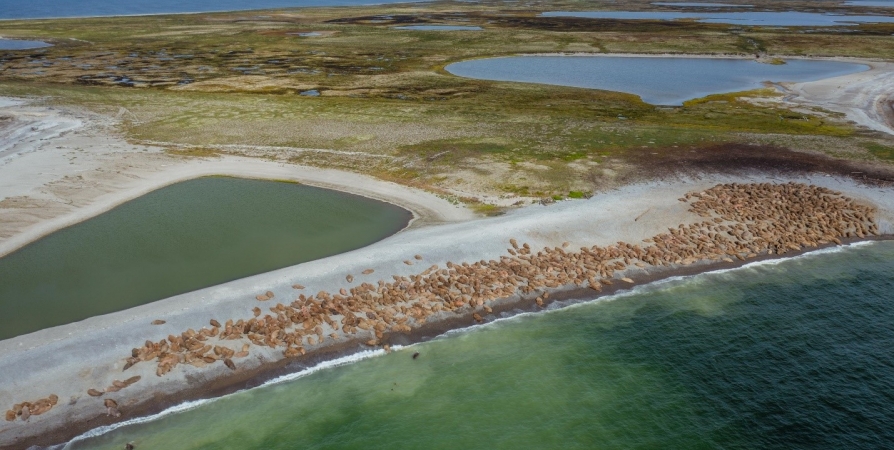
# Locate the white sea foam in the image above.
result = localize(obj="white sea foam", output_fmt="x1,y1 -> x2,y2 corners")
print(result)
261,345 -> 404,388
56,240 -> 886,447
60,398 -> 217,449
58,346 -> 405,447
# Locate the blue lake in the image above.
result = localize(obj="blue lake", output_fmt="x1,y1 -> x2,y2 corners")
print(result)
0,0 -> 425,20
0,38 -> 51,49
542,10 -> 894,26
394,25 -> 483,30
445,56 -> 868,106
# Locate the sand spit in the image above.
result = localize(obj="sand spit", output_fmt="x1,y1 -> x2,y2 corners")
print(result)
1,174 -> 892,449
0,97 -> 472,258
525,53 -> 893,135
783,58 -> 894,136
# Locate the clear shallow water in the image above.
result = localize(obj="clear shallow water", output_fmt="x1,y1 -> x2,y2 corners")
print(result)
0,38 -> 51,50
542,10 -> 894,26
65,241 -> 894,449
0,177 -> 410,340
445,56 -> 866,105
393,25 -> 483,30
0,0 -> 426,20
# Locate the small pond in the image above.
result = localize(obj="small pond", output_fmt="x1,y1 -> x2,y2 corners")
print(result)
0,38 -> 52,50
0,177 -> 411,340
393,25 -> 483,30
445,56 -> 868,105
541,10 -> 894,26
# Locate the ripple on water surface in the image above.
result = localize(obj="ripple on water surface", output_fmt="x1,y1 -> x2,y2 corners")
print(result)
0,177 -> 411,340
67,241 -> 894,449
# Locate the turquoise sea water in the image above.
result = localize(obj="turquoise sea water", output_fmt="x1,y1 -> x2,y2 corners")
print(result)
63,240 -> 894,449
0,177 -> 410,340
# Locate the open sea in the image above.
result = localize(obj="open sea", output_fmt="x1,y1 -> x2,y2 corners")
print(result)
62,240 -> 894,449
0,0 -> 423,20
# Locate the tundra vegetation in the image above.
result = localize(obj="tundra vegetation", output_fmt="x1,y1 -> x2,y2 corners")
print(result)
1,0 -> 893,210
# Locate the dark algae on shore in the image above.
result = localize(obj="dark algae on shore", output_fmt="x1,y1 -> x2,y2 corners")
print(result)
66,240 -> 894,449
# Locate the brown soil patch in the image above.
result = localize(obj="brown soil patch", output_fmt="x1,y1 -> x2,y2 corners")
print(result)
620,143 -> 894,186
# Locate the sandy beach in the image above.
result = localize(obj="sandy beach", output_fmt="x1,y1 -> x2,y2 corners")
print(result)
525,53 -> 894,136
1,72 -> 894,449
0,97 -> 473,258
1,166 -> 893,448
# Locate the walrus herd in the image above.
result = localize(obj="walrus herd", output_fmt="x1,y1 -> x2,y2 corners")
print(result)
5,182 -> 880,424
5,395 -> 58,422
115,182 -> 877,380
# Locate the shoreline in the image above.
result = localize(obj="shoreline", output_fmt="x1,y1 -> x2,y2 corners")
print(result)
0,0 -> 429,22
29,235 -> 894,450
1,173 -> 892,449
447,52 -> 894,134
0,97 -> 475,259
0,157 -> 475,258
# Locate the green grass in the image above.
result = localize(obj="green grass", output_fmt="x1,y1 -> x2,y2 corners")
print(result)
0,0 -> 890,206
865,142 -> 894,161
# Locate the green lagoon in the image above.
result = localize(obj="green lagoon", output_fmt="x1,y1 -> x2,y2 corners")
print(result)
0,177 -> 411,340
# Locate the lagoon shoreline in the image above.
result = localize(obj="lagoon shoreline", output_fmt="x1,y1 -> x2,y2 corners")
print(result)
1,172 -> 892,449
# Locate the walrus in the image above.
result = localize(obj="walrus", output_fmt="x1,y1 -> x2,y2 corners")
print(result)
87,389 -> 104,397
210,319 -> 221,328
151,320 -> 166,325
224,358 -> 236,371
412,352 -> 420,359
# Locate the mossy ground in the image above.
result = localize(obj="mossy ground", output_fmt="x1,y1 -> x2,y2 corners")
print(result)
1,0 -> 892,202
